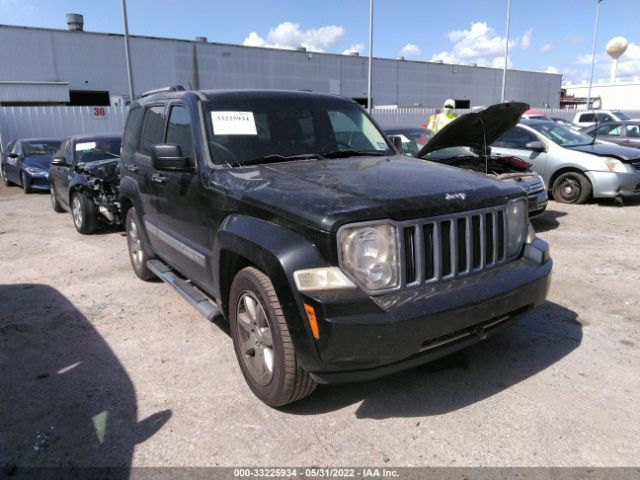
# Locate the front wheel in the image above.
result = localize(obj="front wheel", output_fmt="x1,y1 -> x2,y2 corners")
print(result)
125,208 -> 156,281
230,267 -> 317,407
552,172 -> 592,204
21,172 -> 32,194
71,192 -> 98,234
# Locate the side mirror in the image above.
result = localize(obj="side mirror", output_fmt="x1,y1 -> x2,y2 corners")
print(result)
390,135 -> 403,151
51,156 -> 69,167
8,153 -> 19,159
525,140 -> 546,152
151,144 -> 192,171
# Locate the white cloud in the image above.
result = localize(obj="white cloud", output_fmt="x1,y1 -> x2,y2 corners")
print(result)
491,56 -> 512,69
430,22 -> 531,68
521,29 -> 532,49
543,66 -> 559,74
562,42 -> 640,83
342,43 -> 364,55
242,22 -> 345,53
398,43 -> 422,58
540,43 -> 553,53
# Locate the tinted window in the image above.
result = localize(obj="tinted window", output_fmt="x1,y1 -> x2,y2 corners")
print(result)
596,113 -> 613,122
22,141 -> 61,156
596,123 -> 621,136
579,113 -> 595,122
122,107 -> 143,157
166,105 -> 193,156
140,106 -> 165,155
493,127 -> 538,149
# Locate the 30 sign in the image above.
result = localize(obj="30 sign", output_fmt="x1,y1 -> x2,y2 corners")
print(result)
93,107 -> 108,118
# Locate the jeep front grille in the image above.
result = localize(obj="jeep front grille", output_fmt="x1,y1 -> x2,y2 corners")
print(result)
401,205 -> 509,286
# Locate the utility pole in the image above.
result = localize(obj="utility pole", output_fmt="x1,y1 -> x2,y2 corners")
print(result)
367,0 -> 374,113
586,0 -> 603,110
500,0 -> 512,102
121,0 -> 135,102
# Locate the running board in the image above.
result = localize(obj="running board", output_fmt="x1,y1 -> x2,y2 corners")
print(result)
147,259 -> 221,321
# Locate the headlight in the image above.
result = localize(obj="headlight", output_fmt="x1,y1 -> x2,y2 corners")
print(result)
25,167 -> 43,174
506,198 -> 527,257
338,223 -> 400,292
603,157 -> 628,173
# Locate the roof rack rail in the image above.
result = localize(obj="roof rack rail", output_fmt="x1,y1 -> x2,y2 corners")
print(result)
139,85 -> 186,98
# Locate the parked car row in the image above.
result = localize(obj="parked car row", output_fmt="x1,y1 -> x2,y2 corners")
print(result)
1,133 -> 122,234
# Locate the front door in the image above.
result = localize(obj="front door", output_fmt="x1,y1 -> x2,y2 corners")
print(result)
491,126 -> 549,183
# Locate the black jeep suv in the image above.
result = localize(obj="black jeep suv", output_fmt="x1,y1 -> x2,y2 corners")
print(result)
119,89 -> 552,406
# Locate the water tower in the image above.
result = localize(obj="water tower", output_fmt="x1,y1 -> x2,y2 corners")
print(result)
606,37 -> 628,82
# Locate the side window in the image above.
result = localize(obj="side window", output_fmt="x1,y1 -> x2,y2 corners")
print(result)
596,123 -> 621,136
596,113 -> 613,122
5,140 -> 15,154
165,105 -> 193,156
626,124 -> 640,138
140,105 -> 165,156
122,107 -> 143,157
579,113 -> 594,123
12,141 -> 20,155
493,127 -> 538,149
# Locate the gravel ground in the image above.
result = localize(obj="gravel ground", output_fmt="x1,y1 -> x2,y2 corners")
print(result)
1,182 -> 639,470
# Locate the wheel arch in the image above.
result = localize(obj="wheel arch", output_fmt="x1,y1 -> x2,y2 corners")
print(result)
548,166 -> 593,192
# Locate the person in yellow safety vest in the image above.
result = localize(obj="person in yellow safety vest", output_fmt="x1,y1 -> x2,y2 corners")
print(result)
427,99 -> 457,133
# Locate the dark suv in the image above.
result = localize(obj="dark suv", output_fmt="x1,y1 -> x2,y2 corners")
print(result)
119,89 -> 552,406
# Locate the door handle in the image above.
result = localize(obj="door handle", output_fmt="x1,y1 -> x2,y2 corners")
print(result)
125,164 -> 139,172
152,173 -> 166,184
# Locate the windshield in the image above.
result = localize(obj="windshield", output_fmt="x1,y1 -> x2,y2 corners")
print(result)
204,96 -> 393,166
23,141 -> 60,156
528,122 -> 594,147
74,138 -> 122,163
612,111 -> 630,120
386,129 -> 432,156
419,146 -> 473,160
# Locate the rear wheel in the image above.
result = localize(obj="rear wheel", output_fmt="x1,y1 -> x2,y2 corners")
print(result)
230,267 -> 317,407
126,208 -> 156,281
71,192 -> 98,234
552,172 -> 592,204
21,172 -> 32,194
50,184 -> 64,212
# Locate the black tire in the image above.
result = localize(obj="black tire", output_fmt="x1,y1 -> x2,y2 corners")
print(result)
230,267 -> 317,407
1,166 -> 13,187
71,191 -> 98,234
50,184 -> 65,212
21,172 -> 32,194
552,171 -> 592,204
125,208 -> 156,281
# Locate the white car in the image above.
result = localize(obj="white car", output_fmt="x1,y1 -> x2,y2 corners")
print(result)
492,119 -> 640,204
572,110 -> 637,128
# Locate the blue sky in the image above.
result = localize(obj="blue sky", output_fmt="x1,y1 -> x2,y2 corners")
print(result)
1,0 -> 639,84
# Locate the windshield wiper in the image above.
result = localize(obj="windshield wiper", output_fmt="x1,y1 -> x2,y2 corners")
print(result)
321,148 -> 388,159
240,153 -> 326,166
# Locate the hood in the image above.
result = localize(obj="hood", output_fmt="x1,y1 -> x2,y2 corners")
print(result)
77,157 -> 121,181
568,143 -> 640,162
211,156 -> 525,232
23,155 -> 53,170
417,102 -> 529,156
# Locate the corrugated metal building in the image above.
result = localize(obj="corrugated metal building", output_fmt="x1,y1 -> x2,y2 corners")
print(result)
0,20 -> 562,108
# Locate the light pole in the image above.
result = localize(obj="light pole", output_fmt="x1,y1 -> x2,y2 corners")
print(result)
367,0 -> 374,113
586,0 -> 603,110
121,0 -> 135,102
500,0 -> 512,102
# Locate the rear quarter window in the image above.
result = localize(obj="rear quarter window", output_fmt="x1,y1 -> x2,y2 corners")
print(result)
140,106 -> 166,156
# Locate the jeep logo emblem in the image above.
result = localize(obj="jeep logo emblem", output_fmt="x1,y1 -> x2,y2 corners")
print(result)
445,192 -> 467,201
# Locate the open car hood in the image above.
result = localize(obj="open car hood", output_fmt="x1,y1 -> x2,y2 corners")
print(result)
416,102 -> 529,156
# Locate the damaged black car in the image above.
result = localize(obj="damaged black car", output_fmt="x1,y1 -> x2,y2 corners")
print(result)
49,134 -> 122,234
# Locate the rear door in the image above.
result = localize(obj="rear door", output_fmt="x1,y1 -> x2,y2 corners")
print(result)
492,126 -> 549,180
592,123 -> 624,145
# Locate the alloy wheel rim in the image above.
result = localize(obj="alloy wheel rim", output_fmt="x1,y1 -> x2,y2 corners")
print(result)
72,196 -> 82,227
128,218 -> 143,267
236,291 -> 274,386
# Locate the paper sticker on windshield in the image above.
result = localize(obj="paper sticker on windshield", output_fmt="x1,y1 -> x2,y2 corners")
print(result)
376,141 -> 387,150
76,142 -> 96,151
211,111 -> 257,135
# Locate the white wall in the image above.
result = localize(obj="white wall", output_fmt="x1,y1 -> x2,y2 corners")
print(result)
564,81 -> 640,110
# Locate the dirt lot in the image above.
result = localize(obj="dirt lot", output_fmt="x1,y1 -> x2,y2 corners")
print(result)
1,183 -> 639,470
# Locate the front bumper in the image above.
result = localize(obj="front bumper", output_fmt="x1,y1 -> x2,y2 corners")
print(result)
528,190 -> 548,217
302,239 -> 552,383
587,170 -> 640,198
23,171 -> 50,190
